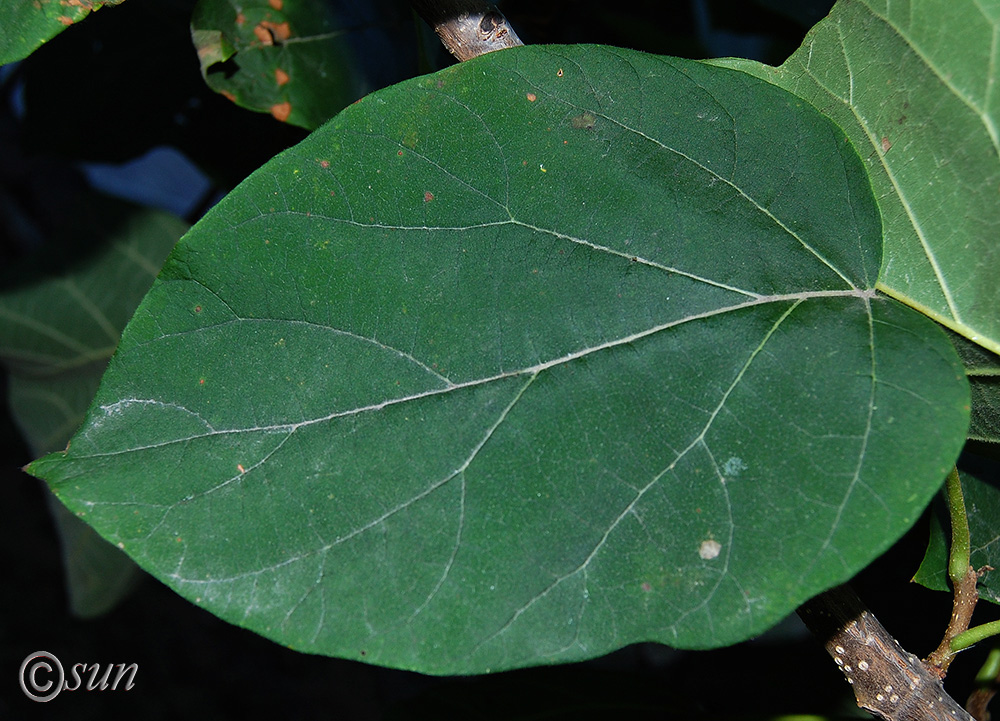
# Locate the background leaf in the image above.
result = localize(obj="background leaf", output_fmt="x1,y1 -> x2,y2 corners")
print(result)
0,198 -> 185,617
15,0 -> 308,188
191,0 -> 416,130
947,330 -> 1000,445
29,46 -> 969,673
0,0 -> 126,65
714,0 -> 1000,355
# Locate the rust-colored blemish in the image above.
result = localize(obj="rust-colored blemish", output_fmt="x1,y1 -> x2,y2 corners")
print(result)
221,90 -> 236,102
269,0 -> 283,8
319,159 -> 330,168
57,15 -> 74,25
881,136 -> 891,152
424,191 -> 434,202
255,20 -> 291,44
253,24 -> 273,44
275,68 -> 290,86
270,102 -> 292,122
235,12 -> 246,25
272,21 -> 291,40
556,68 -> 563,77
526,93 -> 537,102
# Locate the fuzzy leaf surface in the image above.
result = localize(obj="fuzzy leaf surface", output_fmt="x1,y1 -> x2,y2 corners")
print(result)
715,0 -> 1000,354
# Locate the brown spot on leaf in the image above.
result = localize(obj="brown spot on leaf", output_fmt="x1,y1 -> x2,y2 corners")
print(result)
221,90 -> 236,102
526,93 -> 537,102
571,112 -> 597,130
266,21 -> 291,41
254,20 -> 291,45
270,102 -> 292,122
253,24 -> 272,44
275,68 -> 290,86
269,0 -> 283,8
236,12 -> 246,25
881,136 -> 891,152
57,15 -> 74,25
319,159 -> 330,168
424,191 -> 434,202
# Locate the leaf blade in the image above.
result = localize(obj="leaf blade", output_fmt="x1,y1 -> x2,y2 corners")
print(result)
0,0 -> 126,65
29,46 -> 969,673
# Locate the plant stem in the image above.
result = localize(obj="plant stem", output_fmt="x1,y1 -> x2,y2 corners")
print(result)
952,621 -> 1000,653
966,647 -> 1000,721
926,468 -> 980,674
409,0 -> 523,61
798,585 -> 974,720
946,467 -> 971,584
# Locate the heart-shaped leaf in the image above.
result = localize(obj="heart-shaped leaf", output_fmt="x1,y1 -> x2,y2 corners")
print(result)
29,46 -> 969,673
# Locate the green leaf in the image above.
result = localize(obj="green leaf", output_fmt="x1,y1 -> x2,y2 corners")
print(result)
192,0 -> 380,129
0,200 -> 185,617
948,330 -> 1000,444
0,0 -> 126,65
914,469 -> 1000,605
0,205 -> 185,451
713,0 -> 1000,355
29,46 -> 969,673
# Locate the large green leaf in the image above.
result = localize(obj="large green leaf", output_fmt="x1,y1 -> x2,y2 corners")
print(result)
29,46 -> 969,673
0,201 -> 185,617
0,0 -> 126,65
714,0 -> 1000,354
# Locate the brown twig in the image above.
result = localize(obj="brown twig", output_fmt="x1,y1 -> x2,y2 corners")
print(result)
966,648 -> 1000,721
967,686 -> 995,721
926,565 -> 981,674
798,585 -> 974,720
410,0 -> 523,61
